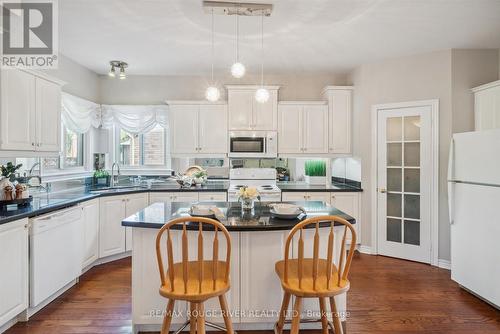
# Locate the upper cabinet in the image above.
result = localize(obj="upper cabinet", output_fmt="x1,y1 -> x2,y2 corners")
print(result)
227,85 -> 279,131
472,80 -> 500,131
0,69 -> 64,154
168,101 -> 228,156
322,86 -> 353,154
278,102 -> 328,155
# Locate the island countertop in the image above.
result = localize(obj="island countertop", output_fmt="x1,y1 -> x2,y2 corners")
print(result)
122,201 -> 355,232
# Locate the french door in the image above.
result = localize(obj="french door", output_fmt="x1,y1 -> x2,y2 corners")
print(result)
377,104 -> 433,263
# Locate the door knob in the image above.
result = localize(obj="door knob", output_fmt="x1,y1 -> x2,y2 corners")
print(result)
379,188 -> 387,193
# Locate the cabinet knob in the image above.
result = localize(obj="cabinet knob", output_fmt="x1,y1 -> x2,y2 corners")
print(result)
31,142 -> 35,146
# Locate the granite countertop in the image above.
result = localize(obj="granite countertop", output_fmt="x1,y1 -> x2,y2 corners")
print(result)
277,181 -> 363,192
0,180 -> 361,226
121,201 -> 356,232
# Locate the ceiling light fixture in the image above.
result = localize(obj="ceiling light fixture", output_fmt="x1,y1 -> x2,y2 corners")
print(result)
230,4 -> 245,78
205,9 -> 220,102
255,12 -> 269,103
109,60 -> 128,79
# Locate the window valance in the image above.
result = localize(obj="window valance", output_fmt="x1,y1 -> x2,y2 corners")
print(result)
101,105 -> 169,135
61,93 -> 101,134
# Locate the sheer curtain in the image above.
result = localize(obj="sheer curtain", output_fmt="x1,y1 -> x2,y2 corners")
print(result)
101,105 -> 169,134
61,93 -> 101,134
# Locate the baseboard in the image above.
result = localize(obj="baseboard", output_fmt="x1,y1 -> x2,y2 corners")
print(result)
82,252 -> 131,274
438,259 -> 451,270
357,245 -> 372,255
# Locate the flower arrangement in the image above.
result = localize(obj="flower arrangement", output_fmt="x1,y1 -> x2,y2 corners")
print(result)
237,186 -> 260,211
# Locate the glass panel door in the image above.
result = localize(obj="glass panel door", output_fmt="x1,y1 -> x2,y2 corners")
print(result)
377,105 -> 432,264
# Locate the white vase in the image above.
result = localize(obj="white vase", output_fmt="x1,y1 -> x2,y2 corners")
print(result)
305,175 -> 327,185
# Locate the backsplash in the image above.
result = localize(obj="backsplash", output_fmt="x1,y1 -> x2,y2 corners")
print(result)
332,157 -> 361,187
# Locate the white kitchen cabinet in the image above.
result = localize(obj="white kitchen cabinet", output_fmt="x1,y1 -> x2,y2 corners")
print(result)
323,86 -> 353,154
282,191 -> 330,203
125,193 -> 149,252
149,192 -> 199,204
99,196 -> 127,258
100,193 -> 149,257
169,102 -> 227,155
239,230 -> 288,323
169,104 -> 198,154
0,70 -> 36,151
0,219 -> 29,328
277,104 -> 302,154
472,80 -> 500,131
281,191 -> 330,204
227,85 -> 279,130
35,77 -> 61,152
81,199 -> 100,269
0,69 -> 63,153
278,102 -> 328,154
331,192 -> 361,243
198,192 -> 227,202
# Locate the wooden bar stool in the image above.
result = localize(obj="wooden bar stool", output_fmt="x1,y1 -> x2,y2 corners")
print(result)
155,217 -> 235,334
274,216 -> 357,334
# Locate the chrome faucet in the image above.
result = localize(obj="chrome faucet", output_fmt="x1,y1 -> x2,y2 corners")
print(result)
111,162 -> 121,187
27,162 -> 42,187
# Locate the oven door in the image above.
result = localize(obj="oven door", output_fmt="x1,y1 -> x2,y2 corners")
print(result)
229,136 -> 266,157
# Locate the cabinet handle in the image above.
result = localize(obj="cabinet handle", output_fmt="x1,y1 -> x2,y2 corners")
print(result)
31,142 -> 35,146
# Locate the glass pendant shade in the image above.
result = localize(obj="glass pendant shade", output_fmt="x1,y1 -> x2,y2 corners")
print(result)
205,86 -> 220,102
108,66 -> 116,77
255,88 -> 270,103
231,62 -> 246,78
119,67 -> 126,80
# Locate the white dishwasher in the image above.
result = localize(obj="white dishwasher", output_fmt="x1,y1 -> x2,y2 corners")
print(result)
30,205 -> 83,307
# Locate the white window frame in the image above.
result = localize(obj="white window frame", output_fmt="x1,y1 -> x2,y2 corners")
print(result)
113,125 -> 171,173
42,124 -> 90,177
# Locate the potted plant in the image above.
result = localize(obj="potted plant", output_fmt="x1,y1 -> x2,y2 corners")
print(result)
304,160 -> 327,185
93,169 -> 110,186
1,162 -> 23,181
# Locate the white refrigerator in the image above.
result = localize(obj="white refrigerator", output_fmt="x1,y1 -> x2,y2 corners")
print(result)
448,129 -> 500,308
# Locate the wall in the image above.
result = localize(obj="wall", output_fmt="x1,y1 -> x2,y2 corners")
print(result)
451,49 -> 499,133
348,49 -> 498,262
99,72 -> 347,104
43,54 -> 100,102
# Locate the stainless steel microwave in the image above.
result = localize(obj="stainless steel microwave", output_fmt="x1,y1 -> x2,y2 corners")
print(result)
228,131 -> 277,158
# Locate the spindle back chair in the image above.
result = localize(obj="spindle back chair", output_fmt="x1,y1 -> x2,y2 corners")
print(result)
275,215 -> 357,334
155,216 -> 234,334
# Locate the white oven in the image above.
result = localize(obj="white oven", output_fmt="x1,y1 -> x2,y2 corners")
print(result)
228,130 -> 277,158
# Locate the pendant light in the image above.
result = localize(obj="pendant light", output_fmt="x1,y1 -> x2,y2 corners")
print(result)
205,9 -> 220,102
230,4 -> 245,78
255,12 -> 269,103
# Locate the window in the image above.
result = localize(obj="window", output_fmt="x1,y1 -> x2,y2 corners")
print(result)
64,127 -> 84,167
42,125 -> 85,172
116,124 -> 169,167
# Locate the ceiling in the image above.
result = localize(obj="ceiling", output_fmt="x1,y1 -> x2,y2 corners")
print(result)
59,0 -> 500,76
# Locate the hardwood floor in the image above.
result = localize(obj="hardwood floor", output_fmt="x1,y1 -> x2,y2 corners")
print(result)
6,253 -> 499,334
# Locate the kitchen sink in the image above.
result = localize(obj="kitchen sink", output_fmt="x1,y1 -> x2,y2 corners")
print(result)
89,186 -> 146,194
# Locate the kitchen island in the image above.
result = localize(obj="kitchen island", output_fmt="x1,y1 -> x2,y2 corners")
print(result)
122,201 -> 356,333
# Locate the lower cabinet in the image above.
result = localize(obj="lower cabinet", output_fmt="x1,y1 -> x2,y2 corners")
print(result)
125,194 -> 149,252
198,192 -> 227,202
330,192 -> 361,243
99,193 -> 149,258
0,218 -> 29,327
81,199 -> 99,269
149,192 -> 199,204
282,191 -> 330,203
